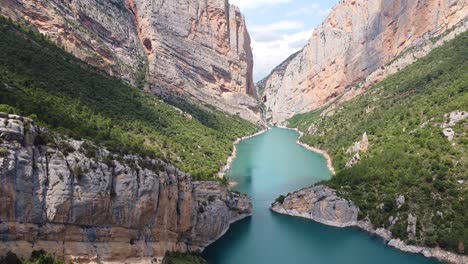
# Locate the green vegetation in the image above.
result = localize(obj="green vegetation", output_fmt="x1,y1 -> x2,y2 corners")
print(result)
288,31 -> 468,253
163,252 -> 207,264
275,195 -> 286,204
0,250 -> 64,264
0,17 -> 258,180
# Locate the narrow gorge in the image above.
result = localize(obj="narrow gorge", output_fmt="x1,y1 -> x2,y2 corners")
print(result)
0,0 -> 467,263
258,0 -> 468,124
0,0 -> 262,124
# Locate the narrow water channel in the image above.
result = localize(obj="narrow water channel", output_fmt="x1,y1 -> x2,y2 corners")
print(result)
202,127 -> 440,264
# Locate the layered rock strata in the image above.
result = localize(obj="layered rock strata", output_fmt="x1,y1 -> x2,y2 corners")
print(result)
271,185 -> 467,264
258,0 -> 468,124
0,0 -> 261,123
0,114 -> 252,263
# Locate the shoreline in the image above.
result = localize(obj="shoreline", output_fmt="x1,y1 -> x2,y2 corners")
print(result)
271,205 -> 467,264
277,125 -> 336,175
270,127 -> 466,263
217,128 -> 269,184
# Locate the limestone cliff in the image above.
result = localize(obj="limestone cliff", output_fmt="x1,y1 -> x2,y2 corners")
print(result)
0,113 -> 252,263
0,0 -> 261,123
0,0 -> 146,85
271,185 -> 468,264
258,0 -> 468,124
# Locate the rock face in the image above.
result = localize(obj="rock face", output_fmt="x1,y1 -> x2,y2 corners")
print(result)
271,185 -> 358,227
1,0 -> 146,85
126,0 -> 260,123
258,0 -> 468,124
0,114 -> 252,263
346,132 -> 369,154
0,0 -> 261,123
271,185 -> 468,264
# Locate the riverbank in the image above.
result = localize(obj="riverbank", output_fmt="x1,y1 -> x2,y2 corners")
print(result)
271,187 -> 467,264
357,221 -> 467,264
277,126 -> 336,175
218,128 -> 269,180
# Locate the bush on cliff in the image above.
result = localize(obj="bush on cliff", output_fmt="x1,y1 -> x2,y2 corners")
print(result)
275,195 -> 286,204
0,17 -> 258,180
163,252 -> 207,264
0,251 -> 64,264
288,31 -> 468,253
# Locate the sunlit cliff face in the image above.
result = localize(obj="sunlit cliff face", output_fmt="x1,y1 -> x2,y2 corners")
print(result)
1,0 -> 261,123
258,0 -> 468,124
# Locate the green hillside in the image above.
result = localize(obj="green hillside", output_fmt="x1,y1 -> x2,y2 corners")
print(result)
288,31 -> 468,253
0,17 -> 258,180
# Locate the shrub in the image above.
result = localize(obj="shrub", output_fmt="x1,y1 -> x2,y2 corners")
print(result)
0,147 -> 8,157
275,195 -> 286,204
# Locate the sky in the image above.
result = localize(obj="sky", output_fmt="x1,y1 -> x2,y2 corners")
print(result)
230,0 -> 340,81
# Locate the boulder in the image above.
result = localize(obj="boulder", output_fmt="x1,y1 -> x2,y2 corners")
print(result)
442,128 -> 455,141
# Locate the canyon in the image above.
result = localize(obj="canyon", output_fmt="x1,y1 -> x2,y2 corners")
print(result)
0,113 -> 252,263
1,0 -> 467,263
258,0 -> 468,124
0,0 -> 261,123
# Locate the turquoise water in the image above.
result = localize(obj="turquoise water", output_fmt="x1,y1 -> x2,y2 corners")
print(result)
202,127 -> 440,264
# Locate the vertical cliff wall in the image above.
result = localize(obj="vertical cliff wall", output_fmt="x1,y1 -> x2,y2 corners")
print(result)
126,0 -> 260,123
0,0 -> 261,123
258,0 -> 468,124
0,114 -> 252,263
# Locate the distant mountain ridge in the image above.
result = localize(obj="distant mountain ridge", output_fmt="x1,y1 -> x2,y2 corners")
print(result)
258,0 -> 468,124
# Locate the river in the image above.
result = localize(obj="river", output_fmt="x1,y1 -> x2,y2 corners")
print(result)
202,127 -> 440,264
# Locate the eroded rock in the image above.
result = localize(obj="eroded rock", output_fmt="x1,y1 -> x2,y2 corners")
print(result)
258,0 -> 468,124
443,128 -> 455,141
443,111 -> 468,127
0,114 -> 252,263
271,185 -> 358,227
346,152 -> 361,168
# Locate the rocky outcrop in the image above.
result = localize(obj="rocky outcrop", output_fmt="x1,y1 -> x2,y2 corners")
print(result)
271,185 -> 358,227
259,0 -> 468,124
345,152 -> 361,168
441,110 -> 467,141
0,114 -> 252,263
271,185 -> 468,264
0,0 -> 261,123
443,111 -> 468,127
345,132 -> 369,167
443,128 -> 456,141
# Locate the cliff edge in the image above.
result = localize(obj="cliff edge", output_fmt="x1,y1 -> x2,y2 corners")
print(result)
0,113 -> 252,263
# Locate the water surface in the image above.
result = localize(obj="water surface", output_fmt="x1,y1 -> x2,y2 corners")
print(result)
203,127 -> 440,264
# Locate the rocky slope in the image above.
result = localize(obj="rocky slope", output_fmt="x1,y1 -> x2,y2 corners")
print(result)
0,0 -> 261,123
258,0 -> 468,124
271,185 -> 468,264
0,113 -> 252,263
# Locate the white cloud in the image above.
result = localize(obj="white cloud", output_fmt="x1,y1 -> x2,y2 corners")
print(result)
252,29 -> 312,81
234,1 -> 335,81
250,20 -> 305,32
286,3 -> 331,17
230,0 -> 292,10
